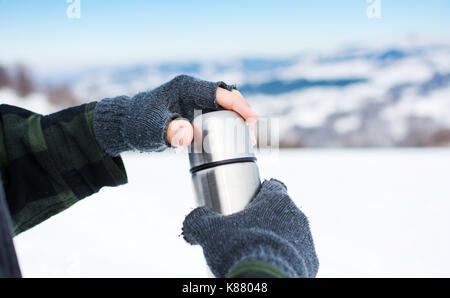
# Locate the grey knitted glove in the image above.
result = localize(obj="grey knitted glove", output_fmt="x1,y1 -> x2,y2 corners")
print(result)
182,179 -> 319,278
93,75 -> 235,156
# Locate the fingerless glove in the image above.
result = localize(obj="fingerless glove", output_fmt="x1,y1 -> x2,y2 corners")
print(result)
93,75 -> 235,156
182,179 -> 319,278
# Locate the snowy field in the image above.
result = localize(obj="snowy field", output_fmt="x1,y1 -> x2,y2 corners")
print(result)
13,149 -> 450,277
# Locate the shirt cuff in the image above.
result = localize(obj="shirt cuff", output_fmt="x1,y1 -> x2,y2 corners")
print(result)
227,260 -> 288,278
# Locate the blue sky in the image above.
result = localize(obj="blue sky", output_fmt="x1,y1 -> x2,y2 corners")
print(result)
1,0 -> 450,71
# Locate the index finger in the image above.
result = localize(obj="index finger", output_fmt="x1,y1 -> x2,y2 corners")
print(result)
216,87 -> 259,121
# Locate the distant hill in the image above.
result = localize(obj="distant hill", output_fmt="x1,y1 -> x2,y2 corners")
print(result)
3,41 -> 450,147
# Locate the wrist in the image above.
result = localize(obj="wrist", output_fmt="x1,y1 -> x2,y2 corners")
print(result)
93,95 -> 132,156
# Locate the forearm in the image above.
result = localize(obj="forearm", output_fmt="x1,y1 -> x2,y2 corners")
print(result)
0,103 -> 127,235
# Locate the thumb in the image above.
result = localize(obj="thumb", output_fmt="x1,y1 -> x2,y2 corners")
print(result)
182,206 -> 216,245
166,119 -> 193,147
248,178 -> 289,206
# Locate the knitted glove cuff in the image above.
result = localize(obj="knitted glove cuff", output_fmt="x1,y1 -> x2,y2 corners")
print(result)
93,96 -> 132,156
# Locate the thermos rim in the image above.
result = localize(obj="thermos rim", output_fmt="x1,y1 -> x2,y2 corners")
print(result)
189,157 -> 257,174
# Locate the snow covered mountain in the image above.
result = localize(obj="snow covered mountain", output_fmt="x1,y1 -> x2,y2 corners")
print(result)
29,42 -> 450,147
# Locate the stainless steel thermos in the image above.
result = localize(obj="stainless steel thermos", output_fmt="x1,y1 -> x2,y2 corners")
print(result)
188,111 -> 261,215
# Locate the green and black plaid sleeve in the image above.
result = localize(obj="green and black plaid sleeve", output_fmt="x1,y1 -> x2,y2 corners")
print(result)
0,102 -> 128,235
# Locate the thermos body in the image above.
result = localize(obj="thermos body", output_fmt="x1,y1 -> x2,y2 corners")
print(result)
191,161 -> 261,215
189,111 -> 261,215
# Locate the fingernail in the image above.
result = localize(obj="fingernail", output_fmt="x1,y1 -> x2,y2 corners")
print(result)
171,127 -> 184,147
178,133 -> 184,146
178,126 -> 189,146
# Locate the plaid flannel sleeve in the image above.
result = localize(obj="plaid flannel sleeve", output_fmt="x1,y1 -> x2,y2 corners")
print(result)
0,102 -> 128,235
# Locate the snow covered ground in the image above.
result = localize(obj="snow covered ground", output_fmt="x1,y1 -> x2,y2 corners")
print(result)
13,149 -> 450,277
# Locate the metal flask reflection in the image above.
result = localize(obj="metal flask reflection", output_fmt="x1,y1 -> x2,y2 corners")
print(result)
188,111 -> 261,215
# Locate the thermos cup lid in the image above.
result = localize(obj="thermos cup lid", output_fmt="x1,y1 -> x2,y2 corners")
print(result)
188,110 -> 255,173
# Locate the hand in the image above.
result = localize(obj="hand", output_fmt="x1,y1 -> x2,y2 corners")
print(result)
93,75 -> 258,156
166,87 -> 258,147
182,179 -> 319,278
